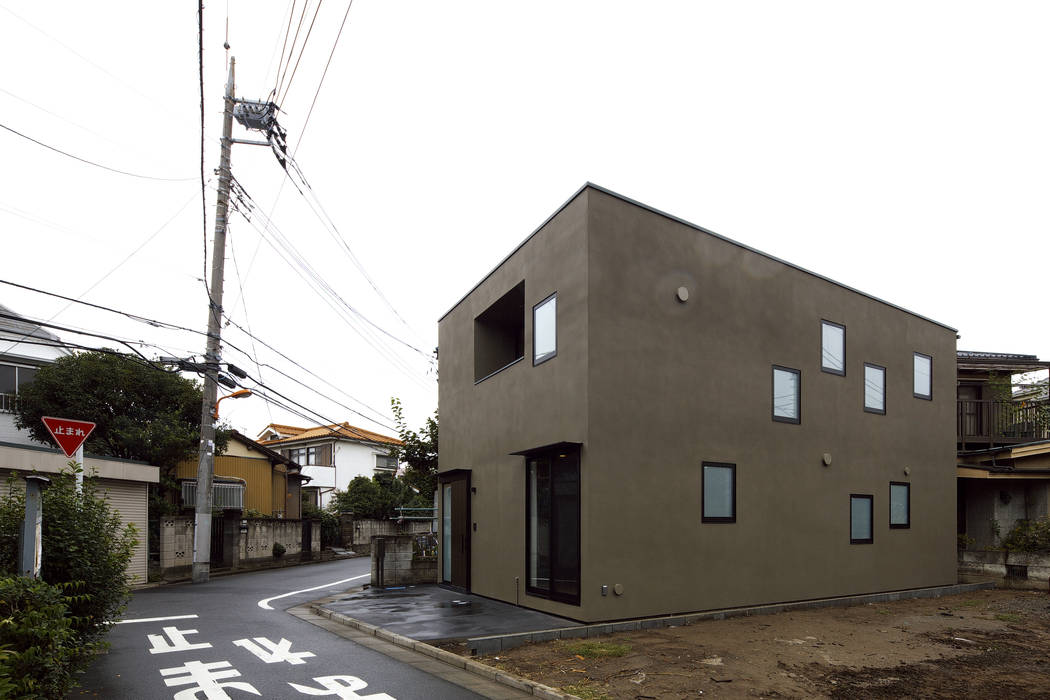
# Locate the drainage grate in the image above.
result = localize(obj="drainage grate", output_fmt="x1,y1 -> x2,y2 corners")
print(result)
1005,564 -> 1028,579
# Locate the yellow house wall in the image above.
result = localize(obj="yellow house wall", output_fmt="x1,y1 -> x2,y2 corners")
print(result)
175,455 -> 278,514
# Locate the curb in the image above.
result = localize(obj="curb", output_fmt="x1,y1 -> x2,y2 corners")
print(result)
309,603 -> 577,700
465,581 -> 998,655
311,580 -> 994,699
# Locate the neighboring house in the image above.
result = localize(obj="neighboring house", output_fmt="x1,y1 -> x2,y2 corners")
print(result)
955,351 -> 1050,550
438,183 -> 958,623
0,302 -> 71,445
0,304 -> 158,583
257,422 -> 402,509
174,431 -> 310,519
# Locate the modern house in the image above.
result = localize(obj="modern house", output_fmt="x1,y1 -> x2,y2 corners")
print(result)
174,430 -> 310,519
438,183 -> 958,623
0,304 -> 158,583
257,422 -> 402,509
955,351 -> 1050,550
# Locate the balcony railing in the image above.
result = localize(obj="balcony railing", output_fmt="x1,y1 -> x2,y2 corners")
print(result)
958,399 -> 1050,446
0,393 -> 18,414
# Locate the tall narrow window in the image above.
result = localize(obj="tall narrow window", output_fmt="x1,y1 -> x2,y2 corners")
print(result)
772,366 -> 801,424
702,462 -> 736,523
442,485 -> 452,582
821,320 -> 845,375
913,353 -> 932,400
850,494 -> 873,544
889,482 -> 910,528
525,446 -> 580,605
864,363 -> 886,414
533,293 -> 557,365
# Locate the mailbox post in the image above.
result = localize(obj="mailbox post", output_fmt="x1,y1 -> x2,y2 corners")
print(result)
20,474 -> 51,578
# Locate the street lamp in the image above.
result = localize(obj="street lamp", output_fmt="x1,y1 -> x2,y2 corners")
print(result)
212,389 -> 252,420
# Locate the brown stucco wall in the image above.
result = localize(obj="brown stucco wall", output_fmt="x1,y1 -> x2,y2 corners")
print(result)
438,185 -> 957,622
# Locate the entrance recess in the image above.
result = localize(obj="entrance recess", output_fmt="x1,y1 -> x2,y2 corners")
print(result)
439,470 -> 471,590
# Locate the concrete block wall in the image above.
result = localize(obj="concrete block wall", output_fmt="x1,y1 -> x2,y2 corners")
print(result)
339,515 -> 431,554
160,515 -> 195,573
370,534 -> 438,587
159,516 -> 318,577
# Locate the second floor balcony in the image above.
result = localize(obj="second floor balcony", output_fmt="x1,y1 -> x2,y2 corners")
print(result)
958,399 -> 1050,448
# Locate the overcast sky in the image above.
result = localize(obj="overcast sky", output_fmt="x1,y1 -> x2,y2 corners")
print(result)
1,1 -> 1047,438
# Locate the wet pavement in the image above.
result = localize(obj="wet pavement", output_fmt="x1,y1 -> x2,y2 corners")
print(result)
320,584 -> 581,641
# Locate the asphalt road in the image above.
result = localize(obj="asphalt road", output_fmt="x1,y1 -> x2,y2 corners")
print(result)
71,558 -> 483,699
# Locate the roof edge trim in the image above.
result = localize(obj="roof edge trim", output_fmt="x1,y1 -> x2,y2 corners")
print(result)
438,183 -> 957,333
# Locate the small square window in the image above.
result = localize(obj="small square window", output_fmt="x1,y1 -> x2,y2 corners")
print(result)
772,366 -> 801,424
533,293 -> 557,365
850,494 -> 873,544
913,353 -> 932,400
821,320 -> 845,375
890,482 -> 910,528
702,462 -> 736,523
864,363 -> 886,414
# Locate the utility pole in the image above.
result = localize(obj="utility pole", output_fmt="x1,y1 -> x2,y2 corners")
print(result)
192,58 -> 236,584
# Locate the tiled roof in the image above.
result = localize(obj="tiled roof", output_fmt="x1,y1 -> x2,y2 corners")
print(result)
257,423 -> 309,440
957,351 -> 1040,361
258,422 -> 402,448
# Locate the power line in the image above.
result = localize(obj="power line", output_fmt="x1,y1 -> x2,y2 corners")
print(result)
292,0 -> 353,153
277,0 -> 325,106
0,121 -> 196,182
1,277 -> 396,427
0,311 -> 169,371
274,0 -> 311,104
227,191 -> 433,391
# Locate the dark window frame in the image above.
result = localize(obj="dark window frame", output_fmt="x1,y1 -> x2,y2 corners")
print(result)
701,462 -> 737,523
913,352 -> 933,400
850,494 -> 874,544
889,481 -> 911,529
820,320 -> 846,376
772,365 -> 801,424
524,445 -> 581,606
863,362 -> 887,415
532,292 -> 558,366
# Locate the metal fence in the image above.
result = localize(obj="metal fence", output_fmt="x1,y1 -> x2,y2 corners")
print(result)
180,480 -> 245,510
412,532 -> 438,559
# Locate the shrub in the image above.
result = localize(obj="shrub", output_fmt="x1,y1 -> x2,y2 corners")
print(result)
0,577 -> 85,699
1002,518 -> 1050,553
0,464 -> 138,645
272,541 -> 286,558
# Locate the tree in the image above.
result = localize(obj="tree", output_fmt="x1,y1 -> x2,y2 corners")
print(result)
14,350 -> 229,510
389,397 -> 438,501
16,350 -> 228,467
330,474 -> 416,520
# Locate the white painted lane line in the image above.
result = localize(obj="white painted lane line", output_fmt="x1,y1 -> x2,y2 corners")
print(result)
115,614 -> 199,625
258,574 -> 368,610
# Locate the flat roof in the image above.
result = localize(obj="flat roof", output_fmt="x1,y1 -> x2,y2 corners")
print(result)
439,183 -> 957,333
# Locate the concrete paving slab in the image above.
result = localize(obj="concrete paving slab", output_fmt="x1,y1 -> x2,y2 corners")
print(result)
320,583 -> 581,641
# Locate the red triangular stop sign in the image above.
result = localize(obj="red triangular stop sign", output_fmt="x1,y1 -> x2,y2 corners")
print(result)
42,416 -> 96,458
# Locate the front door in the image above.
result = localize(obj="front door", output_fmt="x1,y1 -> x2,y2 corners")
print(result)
440,471 -> 470,590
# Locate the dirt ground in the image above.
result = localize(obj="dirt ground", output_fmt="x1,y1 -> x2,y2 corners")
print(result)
440,589 -> 1050,699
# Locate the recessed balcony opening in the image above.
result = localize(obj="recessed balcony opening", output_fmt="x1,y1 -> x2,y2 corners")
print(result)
474,281 -> 525,382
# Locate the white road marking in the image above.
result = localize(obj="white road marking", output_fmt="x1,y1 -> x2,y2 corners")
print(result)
147,626 -> 212,654
234,636 -> 316,665
115,614 -> 199,625
257,574 -> 368,610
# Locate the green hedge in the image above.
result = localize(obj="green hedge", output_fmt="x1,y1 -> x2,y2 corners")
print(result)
0,577 -> 86,699
0,465 -> 137,697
